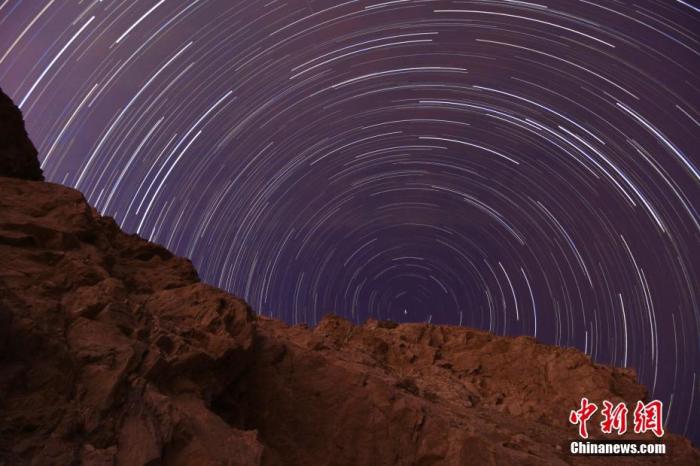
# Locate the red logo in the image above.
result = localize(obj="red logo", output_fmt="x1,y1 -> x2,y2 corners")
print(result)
633,400 -> 665,438
569,398 -> 598,439
600,400 -> 628,435
570,398 -> 664,438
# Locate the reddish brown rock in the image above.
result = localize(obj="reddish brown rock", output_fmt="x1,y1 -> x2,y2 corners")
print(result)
227,316 -> 699,465
0,178 -> 259,466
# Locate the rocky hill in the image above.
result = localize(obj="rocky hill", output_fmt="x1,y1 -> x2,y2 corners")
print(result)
0,88 -> 698,465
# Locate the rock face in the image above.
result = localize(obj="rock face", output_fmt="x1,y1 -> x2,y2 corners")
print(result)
1,93 -> 698,465
0,178 -> 259,465
0,89 -> 43,181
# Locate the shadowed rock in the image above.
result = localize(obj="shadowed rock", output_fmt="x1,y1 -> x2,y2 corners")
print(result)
0,88 -> 43,181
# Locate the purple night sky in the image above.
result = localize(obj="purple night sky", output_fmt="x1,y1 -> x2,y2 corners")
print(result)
1,0 -> 699,443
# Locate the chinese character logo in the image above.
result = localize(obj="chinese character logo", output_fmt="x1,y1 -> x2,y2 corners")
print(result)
633,400 -> 665,438
569,398 -> 598,439
600,400 -> 628,435
570,398 -> 665,439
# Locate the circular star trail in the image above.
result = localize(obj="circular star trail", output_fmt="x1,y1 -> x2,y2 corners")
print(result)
1,0 -> 698,442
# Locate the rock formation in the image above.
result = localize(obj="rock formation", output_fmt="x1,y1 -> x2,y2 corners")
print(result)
0,88 -> 698,465
0,88 -> 43,181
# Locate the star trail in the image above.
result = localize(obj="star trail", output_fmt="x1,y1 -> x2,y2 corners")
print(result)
1,0 -> 698,443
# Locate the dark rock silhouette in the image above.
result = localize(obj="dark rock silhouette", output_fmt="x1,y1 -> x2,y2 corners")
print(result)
0,90 -> 698,465
0,89 -> 43,181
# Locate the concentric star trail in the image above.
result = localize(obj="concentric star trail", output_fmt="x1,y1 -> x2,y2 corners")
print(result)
1,0 -> 698,442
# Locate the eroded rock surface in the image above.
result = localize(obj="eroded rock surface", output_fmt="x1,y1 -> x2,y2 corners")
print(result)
0,178 -> 259,466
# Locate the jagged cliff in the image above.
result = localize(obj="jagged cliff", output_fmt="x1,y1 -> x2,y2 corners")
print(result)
0,89 -> 698,465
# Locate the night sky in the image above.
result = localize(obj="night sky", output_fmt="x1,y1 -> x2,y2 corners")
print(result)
1,0 -> 698,443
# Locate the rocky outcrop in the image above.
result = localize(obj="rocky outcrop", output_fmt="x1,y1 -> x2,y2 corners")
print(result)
0,89 -> 43,181
0,90 -> 698,465
0,178 -> 259,465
